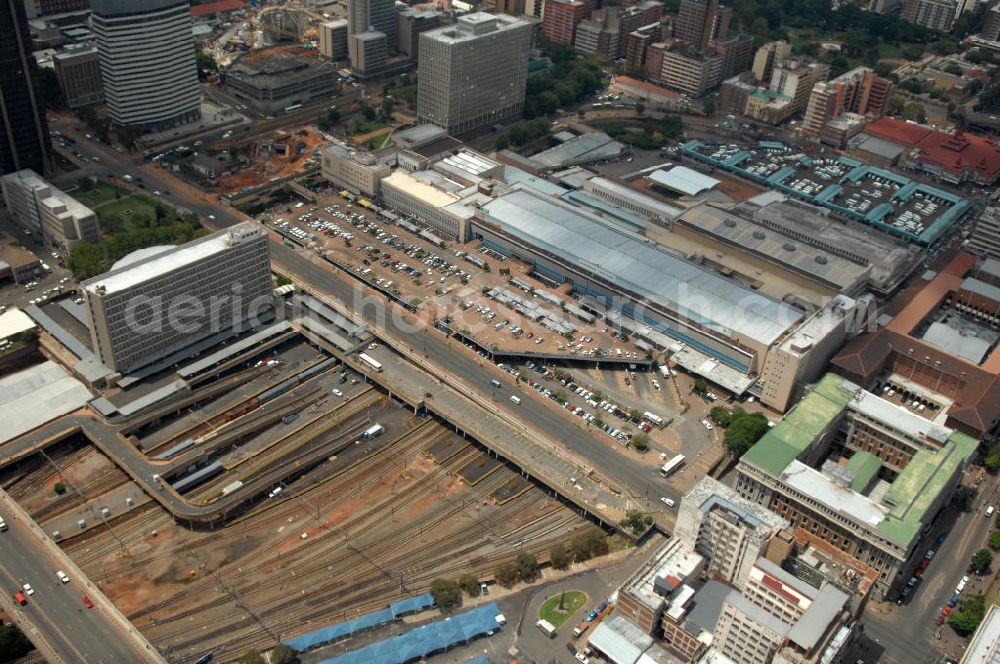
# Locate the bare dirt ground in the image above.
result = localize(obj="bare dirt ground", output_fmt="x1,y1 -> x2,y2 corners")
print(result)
47,418 -> 592,662
216,126 -> 328,194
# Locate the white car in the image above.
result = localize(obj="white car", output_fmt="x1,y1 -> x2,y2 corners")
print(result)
702,419 -> 714,431
331,389 -> 344,397
56,571 -> 69,584
22,583 -> 33,595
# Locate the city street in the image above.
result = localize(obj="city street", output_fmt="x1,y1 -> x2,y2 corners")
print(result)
0,491 -> 162,663
859,473 -> 1000,664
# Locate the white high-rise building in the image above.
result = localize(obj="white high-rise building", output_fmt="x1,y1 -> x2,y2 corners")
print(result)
91,0 -> 201,131
417,13 -> 532,134
82,222 -> 272,374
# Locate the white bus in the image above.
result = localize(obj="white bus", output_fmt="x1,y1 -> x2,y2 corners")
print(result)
284,103 -> 303,113
660,454 -> 686,478
359,352 -> 382,372
536,619 -> 557,638
643,411 -> 665,428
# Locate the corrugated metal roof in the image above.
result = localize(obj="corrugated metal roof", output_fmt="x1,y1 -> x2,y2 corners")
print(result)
479,187 -> 802,345
649,166 -> 720,196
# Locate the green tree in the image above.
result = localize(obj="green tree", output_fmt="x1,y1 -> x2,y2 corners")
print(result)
116,125 -> 144,152
971,548 -> 993,574
635,102 -> 645,115
985,442 -> 1000,472
710,405 -> 733,427
381,96 -> 395,117
903,102 -> 927,124
949,594 -> 987,634
988,531 -> 1000,551
458,573 -> 481,596
0,623 -> 33,661
495,133 -> 511,150
723,411 -> 770,458
237,652 -> 262,664
550,543 -> 570,570
317,109 -> 342,131
516,552 -> 539,581
195,50 -> 218,80
77,177 -> 94,192
270,644 -> 298,664
887,95 -> 907,117
593,417 -> 605,429
631,434 -> 649,452
496,562 -> 519,586
693,378 -> 708,395
430,578 -> 462,610
54,482 -> 66,495
570,528 -> 608,562
628,408 -> 642,422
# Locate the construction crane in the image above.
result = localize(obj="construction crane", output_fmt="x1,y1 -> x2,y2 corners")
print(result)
243,8 -> 321,63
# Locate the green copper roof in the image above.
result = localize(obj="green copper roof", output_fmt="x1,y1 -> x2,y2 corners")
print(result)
846,451 -> 881,492
741,373 -> 853,476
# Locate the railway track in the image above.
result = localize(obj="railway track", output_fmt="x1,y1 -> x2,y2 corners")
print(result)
64,419 -> 592,661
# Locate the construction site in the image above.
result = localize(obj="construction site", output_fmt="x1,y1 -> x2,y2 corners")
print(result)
210,125 -> 328,195
0,316 -> 599,661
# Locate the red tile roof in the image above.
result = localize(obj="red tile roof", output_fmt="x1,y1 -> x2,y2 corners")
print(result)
191,0 -> 246,17
864,116 -> 933,146
831,251 -> 1000,438
865,116 -> 1000,182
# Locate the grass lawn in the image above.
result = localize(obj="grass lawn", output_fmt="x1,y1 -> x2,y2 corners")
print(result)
539,591 -> 588,629
879,42 -> 903,60
96,195 -> 161,229
76,181 -> 128,207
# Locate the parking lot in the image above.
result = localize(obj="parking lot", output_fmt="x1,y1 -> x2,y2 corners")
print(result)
263,193 -> 643,361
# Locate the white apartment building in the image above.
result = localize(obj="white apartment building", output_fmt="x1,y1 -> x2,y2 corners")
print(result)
91,0 -> 201,131
417,13 -> 533,134
1,169 -> 99,250
320,142 -> 391,196
82,222 -> 271,374
675,477 -> 789,588
714,558 -> 850,664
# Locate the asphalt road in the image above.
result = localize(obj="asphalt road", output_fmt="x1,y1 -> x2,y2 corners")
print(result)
40,130 -> 678,509
0,499 -> 152,663
859,475 -> 998,664
267,241 -> 671,509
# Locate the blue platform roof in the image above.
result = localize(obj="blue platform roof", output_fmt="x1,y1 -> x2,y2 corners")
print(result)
320,603 -> 503,664
390,593 -> 435,618
284,608 -> 394,652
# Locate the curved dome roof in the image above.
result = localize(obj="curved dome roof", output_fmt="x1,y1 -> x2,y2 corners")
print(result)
110,245 -> 176,271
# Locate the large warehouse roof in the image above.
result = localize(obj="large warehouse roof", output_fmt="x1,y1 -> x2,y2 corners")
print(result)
649,166 -> 720,196
478,187 -> 803,344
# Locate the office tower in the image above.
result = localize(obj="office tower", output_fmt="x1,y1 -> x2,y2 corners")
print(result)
751,40 -> 791,83
0,0 -> 50,175
901,0 -> 959,31
802,67 -> 893,137
716,33 -> 753,80
53,45 -> 105,109
349,31 -> 387,77
969,207 -> 1000,261
347,0 -> 396,51
542,0 -> 592,45
396,6 -> 444,60
319,19 -> 349,60
20,0 -> 89,18
82,222 -> 272,374
674,0 -> 729,51
91,0 -> 201,131
417,13 -> 533,135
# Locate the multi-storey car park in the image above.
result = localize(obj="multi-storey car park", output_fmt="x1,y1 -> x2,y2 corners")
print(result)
679,140 -> 972,247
